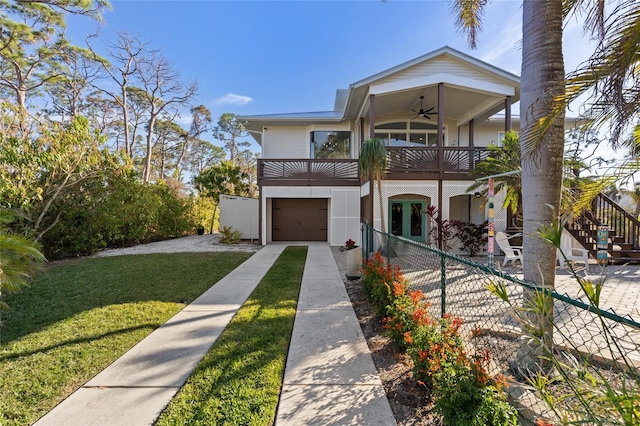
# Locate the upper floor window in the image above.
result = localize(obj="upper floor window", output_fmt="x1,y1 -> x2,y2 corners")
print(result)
495,131 -> 519,147
310,131 -> 351,159
375,121 -> 444,147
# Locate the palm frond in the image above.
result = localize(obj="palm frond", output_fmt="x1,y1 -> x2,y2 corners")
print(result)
450,0 -> 487,49
358,138 -> 387,181
564,1 -> 640,149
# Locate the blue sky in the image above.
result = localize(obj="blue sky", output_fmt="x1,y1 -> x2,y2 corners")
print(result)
68,1 -> 594,153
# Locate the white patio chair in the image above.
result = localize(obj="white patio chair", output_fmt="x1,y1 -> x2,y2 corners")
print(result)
495,231 -> 523,267
557,231 -> 589,269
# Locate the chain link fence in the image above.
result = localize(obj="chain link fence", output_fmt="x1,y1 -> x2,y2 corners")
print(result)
362,223 -> 640,420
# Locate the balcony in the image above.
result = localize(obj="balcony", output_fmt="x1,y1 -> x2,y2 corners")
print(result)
385,146 -> 490,180
257,147 -> 490,186
258,159 -> 359,186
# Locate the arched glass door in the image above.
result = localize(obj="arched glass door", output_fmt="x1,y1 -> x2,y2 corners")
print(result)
389,200 -> 426,241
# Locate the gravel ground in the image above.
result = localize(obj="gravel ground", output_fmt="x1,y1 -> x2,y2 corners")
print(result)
93,234 -> 261,257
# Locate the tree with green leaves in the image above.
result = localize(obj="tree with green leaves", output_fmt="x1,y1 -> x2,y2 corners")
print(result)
562,1 -> 640,151
468,131 -> 522,217
0,0 -> 107,134
0,116 -> 120,240
359,137 -> 387,233
176,105 -> 213,181
187,140 -> 225,177
236,149 -> 258,198
152,118 -> 187,181
452,0 -> 640,375
193,162 -> 248,233
212,113 -> 250,165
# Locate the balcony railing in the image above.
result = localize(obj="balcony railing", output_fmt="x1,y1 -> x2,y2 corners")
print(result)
385,146 -> 490,179
258,159 -> 359,186
257,147 -> 490,186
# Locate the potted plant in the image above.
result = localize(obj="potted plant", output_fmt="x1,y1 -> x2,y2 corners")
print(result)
342,239 -> 361,279
196,223 -> 205,235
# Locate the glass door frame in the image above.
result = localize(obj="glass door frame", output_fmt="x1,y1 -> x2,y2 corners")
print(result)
388,199 -> 427,242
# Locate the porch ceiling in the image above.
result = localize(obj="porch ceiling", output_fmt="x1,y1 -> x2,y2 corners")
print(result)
363,85 -> 507,126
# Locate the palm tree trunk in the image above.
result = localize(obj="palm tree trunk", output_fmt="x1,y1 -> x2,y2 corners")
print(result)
518,0 -> 565,373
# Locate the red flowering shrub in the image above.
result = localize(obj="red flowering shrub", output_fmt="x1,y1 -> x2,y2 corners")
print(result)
360,252 -> 406,308
360,256 -> 517,425
407,312 -> 517,425
383,288 -> 433,346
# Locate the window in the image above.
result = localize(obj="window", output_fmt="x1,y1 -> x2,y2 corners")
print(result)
310,131 -> 352,159
495,131 -> 519,147
375,121 -> 444,147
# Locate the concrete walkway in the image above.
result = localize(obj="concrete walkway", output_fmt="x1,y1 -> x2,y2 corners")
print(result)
34,242 -> 394,426
275,243 -> 395,425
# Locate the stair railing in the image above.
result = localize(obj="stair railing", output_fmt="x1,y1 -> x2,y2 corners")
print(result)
592,193 -> 640,250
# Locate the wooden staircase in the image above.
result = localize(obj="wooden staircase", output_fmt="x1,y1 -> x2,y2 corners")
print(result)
566,193 -> 640,264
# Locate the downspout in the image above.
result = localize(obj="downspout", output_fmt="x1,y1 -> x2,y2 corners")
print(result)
368,94 -> 376,139
437,83 -> 444,175
505,96 -> 512,132
259,185 -> 263,245
438,83 -> 444,250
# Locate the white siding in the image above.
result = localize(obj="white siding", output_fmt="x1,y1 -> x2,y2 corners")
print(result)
219,195 -> 259,241
472,124 -> 520,147
263,127 -> 308,159
373,180 -> 507,254
381,57 -> 503,88
261,186 -> 360,246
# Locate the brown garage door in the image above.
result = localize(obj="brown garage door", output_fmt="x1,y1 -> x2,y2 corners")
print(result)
272,198 -> 328,241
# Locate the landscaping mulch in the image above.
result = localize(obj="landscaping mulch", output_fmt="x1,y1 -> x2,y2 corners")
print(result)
342,277 -> 443,425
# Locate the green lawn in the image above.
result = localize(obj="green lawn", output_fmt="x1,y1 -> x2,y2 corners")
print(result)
156,246 -> 307,426
0,252 -> 252,426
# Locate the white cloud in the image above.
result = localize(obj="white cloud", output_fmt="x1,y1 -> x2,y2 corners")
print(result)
213,93 -> 253,107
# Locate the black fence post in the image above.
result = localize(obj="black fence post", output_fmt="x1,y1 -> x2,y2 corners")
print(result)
386,232 -> 391,264
440,251 -> 446,318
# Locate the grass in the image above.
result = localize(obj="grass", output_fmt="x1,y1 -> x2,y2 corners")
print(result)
156,246 -> 308,426
0,252 -> 252,426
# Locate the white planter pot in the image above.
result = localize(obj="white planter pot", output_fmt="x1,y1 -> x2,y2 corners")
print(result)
345,248 -> 362,277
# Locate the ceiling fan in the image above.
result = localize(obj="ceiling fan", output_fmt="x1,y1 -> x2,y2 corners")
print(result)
412,96 -> 438,120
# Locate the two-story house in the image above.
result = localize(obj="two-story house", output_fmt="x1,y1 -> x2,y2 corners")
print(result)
239,46 -> 519,248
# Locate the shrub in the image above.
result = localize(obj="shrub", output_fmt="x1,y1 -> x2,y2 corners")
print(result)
383,289 -> 432,347
361,257 -> 518,426
219,226 -> 241,244
360,252 -> 406,309
451,220 -> 488,257
40,174 -> 194,259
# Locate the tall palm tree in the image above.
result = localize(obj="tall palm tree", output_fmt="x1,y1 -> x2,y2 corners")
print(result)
359,137 -> 387,233
452,0 -> 565,374
453,0 -> 565,290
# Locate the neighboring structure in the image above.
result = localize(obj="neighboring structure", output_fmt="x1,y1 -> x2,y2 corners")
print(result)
240,46 -> 520,247
219,195 -> 259,241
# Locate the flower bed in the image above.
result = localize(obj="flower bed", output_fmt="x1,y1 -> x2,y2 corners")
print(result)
360,252 -> 518,426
